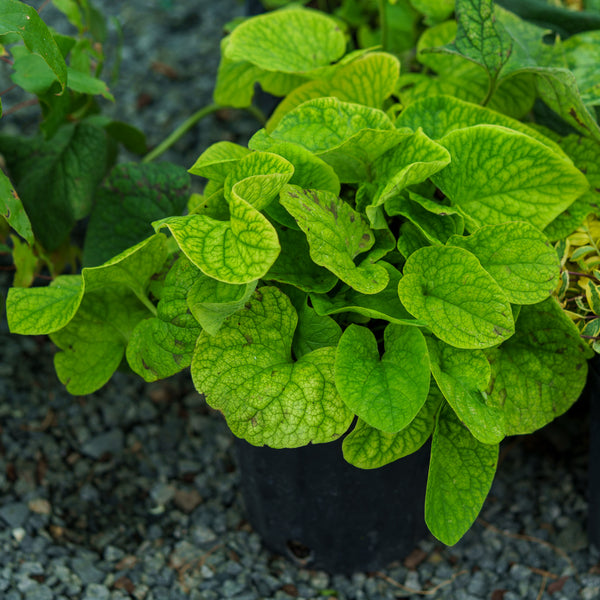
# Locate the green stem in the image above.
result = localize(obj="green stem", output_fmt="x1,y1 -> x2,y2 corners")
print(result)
378,0 -> 389,52
142,103 -> 222,163
481,74 -> 498,107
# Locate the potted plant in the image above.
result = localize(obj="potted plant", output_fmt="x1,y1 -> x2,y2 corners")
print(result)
3,0 -> 600,573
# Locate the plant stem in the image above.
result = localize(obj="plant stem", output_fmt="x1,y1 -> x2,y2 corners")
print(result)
377,0 -> 389,52
481,74 -> 498,107
142,103 -> 222,163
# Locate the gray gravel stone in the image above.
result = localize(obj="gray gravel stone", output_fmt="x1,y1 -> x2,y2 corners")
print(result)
80,429 -> 124,459
0,502 -> 29,527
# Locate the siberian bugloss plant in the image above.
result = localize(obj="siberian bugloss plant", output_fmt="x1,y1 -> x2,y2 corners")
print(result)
4,0 -> 600,545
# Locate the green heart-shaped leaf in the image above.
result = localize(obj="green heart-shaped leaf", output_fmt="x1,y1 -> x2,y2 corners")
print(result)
191,286 -> 354,448
335,323 -> 430,433
397,245 -> 514,349
433,124 -> 589,231
447,222 -> 559,304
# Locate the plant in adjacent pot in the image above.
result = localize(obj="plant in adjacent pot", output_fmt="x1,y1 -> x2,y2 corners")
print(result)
4,0 -> 600,573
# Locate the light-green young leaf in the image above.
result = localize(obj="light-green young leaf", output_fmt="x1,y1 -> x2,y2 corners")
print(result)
485,297 -> 591,435
280,185 -> 389,294
426,338 -> 505,444
335,324 -> 430,433
188,141 -> 252,183
191,286 -> 354,448
426,403 -> 499,546
447,222 -> 559,305
397,245 -> 514,349
342,387 -> 443,469
432,125 -> 589,231
155,153 -> 293,284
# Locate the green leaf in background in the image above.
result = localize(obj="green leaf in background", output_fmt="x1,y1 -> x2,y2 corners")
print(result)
191,286 -> 354,448
213,38 -> 262,108
447,222 -> 559,305
426,403 -> 499,546
188,141 -> 252,183
7,234 -> 166,336
410,0 -> 454,25
396,94 -> 565,156
11,51 -> 58,95
485,297 -> 591,435
9,234 -> 37,288
187,273 -> 257,336
542,132 -> 600,240
51,287 -> 150,394
0,122 -> 110,251
83,162 -> 190,267
342,386 -> 442,469
531,67 -> 600,144
561,31 -> 600,107
65,66 -> 114,101
127,256 -> 202,381
267,52 -> 400,131
433,125 -> 589,231
0,170 -> 33,245
335,324 -> 430,433
225,9 -> 345,73
441,0 -> 512,86
397,245 -> 514,349
7,275 -> 84,335
0,0 -> 67,92
426,338 -> 505,444
47,235 -> 168,394
280,185 -> 389,294
311,262 -> 421,325
265,227 -> 338,294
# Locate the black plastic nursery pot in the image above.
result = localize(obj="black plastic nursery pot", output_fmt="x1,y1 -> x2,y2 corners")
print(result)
234,435 -> 430,574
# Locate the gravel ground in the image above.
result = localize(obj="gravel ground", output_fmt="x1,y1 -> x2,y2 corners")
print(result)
2,1 -> 600,599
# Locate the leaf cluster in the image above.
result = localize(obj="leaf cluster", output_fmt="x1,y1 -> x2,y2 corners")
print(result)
3,0 -> 600,546
0,0 -> 149,284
